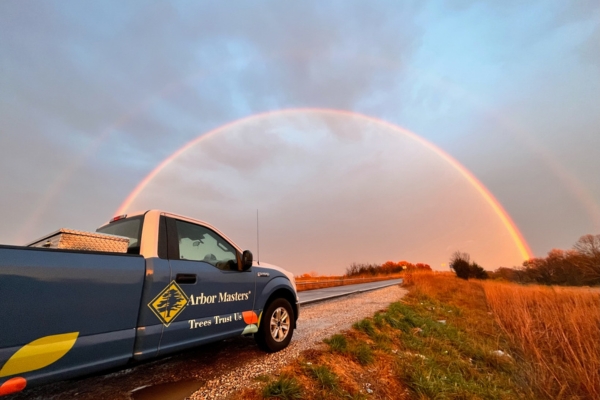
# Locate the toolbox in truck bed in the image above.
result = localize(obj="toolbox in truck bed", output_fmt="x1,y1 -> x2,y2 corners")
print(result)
27,228 -> 129,253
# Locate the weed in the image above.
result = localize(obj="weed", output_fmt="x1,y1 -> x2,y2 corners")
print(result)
352,318 -> 375,337
262,375 -> 303,399
383,314 -> 401,329
306,365 -> 338,391
349,343 -> 374,365
372,312 -> 385,329
324,334 -> 347,353
373,332 -> 392,351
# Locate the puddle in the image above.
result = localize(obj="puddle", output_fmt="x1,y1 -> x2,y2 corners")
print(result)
131,380 -> 202,400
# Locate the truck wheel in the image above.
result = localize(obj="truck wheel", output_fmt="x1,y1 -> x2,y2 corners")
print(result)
255,298 -> 294,353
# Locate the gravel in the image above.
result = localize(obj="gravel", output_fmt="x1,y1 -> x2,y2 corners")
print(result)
190,285 -> 407,399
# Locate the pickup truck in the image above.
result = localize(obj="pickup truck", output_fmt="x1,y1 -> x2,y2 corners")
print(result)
0,210 -> 299,397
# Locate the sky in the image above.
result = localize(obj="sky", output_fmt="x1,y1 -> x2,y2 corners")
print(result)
1,0 -> 599,275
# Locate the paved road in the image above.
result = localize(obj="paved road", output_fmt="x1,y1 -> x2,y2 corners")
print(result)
298,278 -> 403,304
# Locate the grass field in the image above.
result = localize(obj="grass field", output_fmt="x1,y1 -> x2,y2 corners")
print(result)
483,281 -> 600,399
402,272 -> 600,399
243,272 -> 599,399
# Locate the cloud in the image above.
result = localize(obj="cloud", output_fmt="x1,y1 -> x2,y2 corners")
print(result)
0,0 -> 428,199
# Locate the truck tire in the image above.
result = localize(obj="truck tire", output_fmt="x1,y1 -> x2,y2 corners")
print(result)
255,298 -> 294,353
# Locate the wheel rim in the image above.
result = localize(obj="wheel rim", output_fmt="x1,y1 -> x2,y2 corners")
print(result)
269,306 -> 290,342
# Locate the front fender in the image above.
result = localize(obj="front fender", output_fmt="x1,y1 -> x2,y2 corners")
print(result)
254,276 -> 298,319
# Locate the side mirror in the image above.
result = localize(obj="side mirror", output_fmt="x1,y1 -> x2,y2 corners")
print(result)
241,250 -> 253,271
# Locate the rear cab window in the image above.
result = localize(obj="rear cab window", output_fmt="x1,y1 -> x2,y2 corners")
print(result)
96,216 -> 144,254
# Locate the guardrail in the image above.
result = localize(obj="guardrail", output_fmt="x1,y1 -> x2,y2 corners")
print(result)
295,277 -> 384,285
294,276 -> 403,292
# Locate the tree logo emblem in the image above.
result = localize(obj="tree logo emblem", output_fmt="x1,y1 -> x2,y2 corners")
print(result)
148,281 -> 190,327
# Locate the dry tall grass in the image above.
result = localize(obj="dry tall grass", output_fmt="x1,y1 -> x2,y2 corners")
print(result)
483,282 -> 600,399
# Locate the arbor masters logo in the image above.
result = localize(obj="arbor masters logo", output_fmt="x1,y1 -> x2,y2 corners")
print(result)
148,281 -> 190,327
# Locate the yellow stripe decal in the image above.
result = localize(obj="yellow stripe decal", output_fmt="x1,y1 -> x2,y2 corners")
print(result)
0,332 -> 79,377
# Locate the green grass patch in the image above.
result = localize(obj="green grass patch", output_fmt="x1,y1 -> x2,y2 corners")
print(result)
349,343 -> 374,365
352,318 -> 376,337
305,364 -> 339,391
373,311 -> 385,329
386,294 -> 527,399
250,276 -> 534,400
262,375 -> 303,399
323,334 -> 347,353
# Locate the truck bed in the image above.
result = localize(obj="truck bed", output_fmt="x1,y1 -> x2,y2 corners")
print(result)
0,245 -> 145,385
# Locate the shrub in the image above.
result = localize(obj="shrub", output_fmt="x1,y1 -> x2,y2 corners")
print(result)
450,252 -> 488,280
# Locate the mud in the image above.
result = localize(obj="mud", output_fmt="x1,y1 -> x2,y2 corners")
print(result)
131,380 -> 202,400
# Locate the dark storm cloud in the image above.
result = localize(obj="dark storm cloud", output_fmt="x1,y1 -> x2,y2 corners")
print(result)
1,0 -> 426,169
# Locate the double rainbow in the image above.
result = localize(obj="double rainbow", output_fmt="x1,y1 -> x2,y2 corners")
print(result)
116,108 -> 533,261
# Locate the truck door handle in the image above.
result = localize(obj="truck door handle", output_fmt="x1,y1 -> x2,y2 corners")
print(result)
175,273 -> 197,284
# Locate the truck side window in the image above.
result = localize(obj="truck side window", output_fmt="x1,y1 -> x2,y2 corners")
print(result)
174,220 -> 239,270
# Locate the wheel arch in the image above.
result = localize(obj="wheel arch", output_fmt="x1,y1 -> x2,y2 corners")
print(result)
262,288 -> 299,328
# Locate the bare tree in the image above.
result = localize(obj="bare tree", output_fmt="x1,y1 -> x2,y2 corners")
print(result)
573,234 -> 600,285
574,234 -> 600,257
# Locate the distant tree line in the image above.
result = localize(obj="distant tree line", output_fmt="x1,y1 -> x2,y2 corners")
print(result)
450,234 -> 600,286
345,260 -> 431,277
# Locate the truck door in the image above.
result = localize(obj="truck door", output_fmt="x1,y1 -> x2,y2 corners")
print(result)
155,218 -> 255,355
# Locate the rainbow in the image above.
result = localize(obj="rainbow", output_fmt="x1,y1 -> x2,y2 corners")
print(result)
17,64 -> 600,245
116,108 -> 533,261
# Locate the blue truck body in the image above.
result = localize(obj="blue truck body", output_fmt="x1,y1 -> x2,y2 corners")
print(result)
0,210 -> 298,396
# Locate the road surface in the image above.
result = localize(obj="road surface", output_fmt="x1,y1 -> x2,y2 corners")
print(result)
298,278 -> 403,304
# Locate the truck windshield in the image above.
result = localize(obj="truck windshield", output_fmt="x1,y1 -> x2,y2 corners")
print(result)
96,216 -> 143,254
